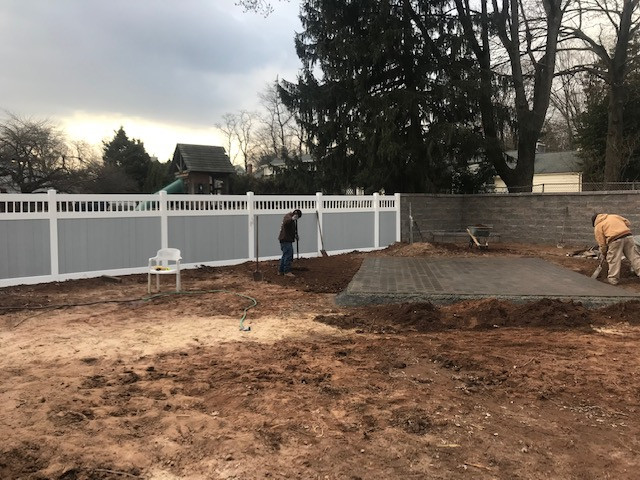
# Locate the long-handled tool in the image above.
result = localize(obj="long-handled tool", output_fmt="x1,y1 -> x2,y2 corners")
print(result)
295,219 -> 299,260
253,216 -> 263,281
591,255 -> 605,279
408,203 -> 424,243
315,211 -> 328,257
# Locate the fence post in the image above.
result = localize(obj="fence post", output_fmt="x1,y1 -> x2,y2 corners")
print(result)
47,189 -> 59,279
395,193 -> 402,242
247,191 -> 255,261
316,191 -> 323,255
373,192 -> 380,248
159,190 -> 168,249
409,202 -> 413,244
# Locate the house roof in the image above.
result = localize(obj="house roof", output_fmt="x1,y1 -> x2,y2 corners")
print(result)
505,151 -> 581,174
254,154 -> 314,178
172,144 -> 235,174
265,154 -> 313,168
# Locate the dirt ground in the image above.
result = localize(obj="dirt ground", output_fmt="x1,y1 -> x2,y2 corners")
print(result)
2,241 -> 640,480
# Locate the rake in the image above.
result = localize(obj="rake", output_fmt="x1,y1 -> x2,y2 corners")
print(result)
315,211 -> 328,257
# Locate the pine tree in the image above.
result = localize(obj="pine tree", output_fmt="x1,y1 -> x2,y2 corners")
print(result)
102,127 -> 152,192
279,0 -> 486,193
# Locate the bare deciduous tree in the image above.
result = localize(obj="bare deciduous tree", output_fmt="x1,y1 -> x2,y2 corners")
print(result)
215,111 -> 258,173
563,0 -> 640,181
235,0 -> 285,16
238,110 -> 258,172
255,80 -> 305,161
216,113 -> 240,165
454,0 -> 570,192
0,113 -> 75,192
546,50 -> 592,150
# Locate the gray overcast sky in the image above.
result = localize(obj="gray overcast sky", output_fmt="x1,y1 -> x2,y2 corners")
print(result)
0,0 -> 302,161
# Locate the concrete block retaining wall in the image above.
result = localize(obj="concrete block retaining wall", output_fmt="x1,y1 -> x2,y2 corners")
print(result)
402,191 -> 640,246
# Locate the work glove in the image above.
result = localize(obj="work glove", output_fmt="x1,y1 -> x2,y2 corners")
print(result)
295,234 -> 299,241
600,247 -> 608,257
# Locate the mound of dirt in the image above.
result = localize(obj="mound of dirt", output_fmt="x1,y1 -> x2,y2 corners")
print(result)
596,299 -> 640,324
383,242 -> 453,257
315,298 -> 640,333
315,302 -> 442,333
511,299 -> 592,328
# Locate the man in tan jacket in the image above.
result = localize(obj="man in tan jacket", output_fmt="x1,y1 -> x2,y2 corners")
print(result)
592,213 -> 640,285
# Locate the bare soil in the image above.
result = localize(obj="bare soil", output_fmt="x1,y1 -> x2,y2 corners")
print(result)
2,242 -> 640,480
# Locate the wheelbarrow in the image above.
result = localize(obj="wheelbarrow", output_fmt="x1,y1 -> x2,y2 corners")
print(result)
466,224 -> 492,249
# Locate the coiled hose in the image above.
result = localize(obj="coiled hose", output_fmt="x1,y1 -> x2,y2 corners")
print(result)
2,289 -> 258,331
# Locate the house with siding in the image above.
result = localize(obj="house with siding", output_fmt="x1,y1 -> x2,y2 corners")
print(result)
493,150 -> 582,192
170,144 -> 236,194
254,154 -> 314,178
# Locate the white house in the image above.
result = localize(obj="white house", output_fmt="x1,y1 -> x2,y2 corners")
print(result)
493,150 -> 582,192
254,154 -> 314,178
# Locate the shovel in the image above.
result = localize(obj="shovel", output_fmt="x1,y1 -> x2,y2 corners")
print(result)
295,219 -> 299,260
253,216 -> 263,281
315,210 -> 328,257
591,256 -> 605,279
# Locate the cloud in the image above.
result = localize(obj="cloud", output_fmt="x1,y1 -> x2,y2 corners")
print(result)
0,0 -> 302,158
62,112 -> 225,162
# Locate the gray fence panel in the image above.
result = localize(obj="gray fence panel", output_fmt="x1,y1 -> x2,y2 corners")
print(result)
168,215 -> 248,263
0,220 -> 50,279
324,212 -> 375,251
255,214 -> 319,258
256,214 -> 285,258
301,215 -> 318,253
58,218 -> 160,274
379,211 -> 397,247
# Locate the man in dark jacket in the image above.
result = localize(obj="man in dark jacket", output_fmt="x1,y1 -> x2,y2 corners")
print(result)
278,209 -> 302,276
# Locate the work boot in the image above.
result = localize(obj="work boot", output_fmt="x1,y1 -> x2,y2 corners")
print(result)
284,272 -> 295,277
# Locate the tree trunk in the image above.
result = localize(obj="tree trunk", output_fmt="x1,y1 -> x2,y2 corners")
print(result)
602,0 -> 636,183
454,0 -> 563,193
513,131 -> 538,191
603,82 -> 625,183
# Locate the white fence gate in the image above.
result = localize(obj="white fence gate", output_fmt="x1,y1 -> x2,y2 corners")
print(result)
0,191 -> 401,287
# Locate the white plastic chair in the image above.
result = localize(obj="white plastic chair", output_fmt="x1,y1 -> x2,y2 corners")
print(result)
148,248 -> 182,293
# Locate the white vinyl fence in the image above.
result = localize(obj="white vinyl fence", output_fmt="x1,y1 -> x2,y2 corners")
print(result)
0,190 -> 401,287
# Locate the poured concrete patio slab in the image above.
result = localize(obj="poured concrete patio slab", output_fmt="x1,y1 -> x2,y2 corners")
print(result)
336,257 -> 640,307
